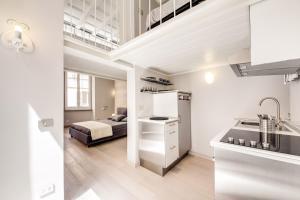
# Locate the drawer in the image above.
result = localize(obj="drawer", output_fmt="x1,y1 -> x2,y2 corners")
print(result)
165,121 -> 178,133
165,124 -> 178,148
165,130 -> 179,167
165,143 -> 179,167
166,128 -> 177,138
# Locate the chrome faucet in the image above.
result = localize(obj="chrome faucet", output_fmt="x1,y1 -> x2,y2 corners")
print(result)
259,97 -> 282,126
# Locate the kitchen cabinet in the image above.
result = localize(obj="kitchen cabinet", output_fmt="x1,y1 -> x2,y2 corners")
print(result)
250,0 -> 300,65
138,118 -> 179,175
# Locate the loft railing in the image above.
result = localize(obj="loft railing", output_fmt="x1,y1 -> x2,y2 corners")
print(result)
64,0 -> 124,51
142,0 -> 205,32
63,0 -> 205,52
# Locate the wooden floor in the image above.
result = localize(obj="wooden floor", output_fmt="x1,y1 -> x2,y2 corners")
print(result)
64,130 -> 215,200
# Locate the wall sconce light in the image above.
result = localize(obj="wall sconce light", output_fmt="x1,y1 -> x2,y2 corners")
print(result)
205,71 -> 215,84
111,89 -> 116,96
1,19 -> 34,53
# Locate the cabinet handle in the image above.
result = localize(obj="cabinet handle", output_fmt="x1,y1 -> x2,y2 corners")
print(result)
169,145 -> 176,150
169,131 -> 176,135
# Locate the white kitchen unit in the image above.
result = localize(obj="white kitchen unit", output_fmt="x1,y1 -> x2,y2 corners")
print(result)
250,0 -> 300,65
153,91 -> 192,157
138,118 -> 179,176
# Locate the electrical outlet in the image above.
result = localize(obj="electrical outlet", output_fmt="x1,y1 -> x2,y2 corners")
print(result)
40,184 -> 55,198
38,119 -> 54,129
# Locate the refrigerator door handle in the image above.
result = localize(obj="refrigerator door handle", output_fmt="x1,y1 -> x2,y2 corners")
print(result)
178,114 -> 182,123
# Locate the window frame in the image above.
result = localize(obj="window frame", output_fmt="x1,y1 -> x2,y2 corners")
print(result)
64,70 -> 92,111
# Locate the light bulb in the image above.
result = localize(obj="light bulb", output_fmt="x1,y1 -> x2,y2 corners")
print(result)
14,25 -> 23,33
205,72 -> 215,84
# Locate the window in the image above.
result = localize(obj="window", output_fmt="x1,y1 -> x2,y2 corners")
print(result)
65,71 -> 91,110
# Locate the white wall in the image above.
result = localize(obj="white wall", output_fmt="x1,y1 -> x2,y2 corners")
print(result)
0,0 -> 64,199
135,66 -> 170,117
64,110 -> 93,126
115,80 -> 127,111
290,80 -> 300,122
171,66 -> 290,157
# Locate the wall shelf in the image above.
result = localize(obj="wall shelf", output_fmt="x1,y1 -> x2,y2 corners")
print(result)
140,90 -> 159,94
141,78 -> 173,86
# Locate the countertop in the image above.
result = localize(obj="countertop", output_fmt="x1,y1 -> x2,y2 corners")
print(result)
138,117 -> 178,125
210,120 -> 300,165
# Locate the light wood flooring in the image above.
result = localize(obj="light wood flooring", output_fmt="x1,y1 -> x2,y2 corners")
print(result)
64,130 -> 215,200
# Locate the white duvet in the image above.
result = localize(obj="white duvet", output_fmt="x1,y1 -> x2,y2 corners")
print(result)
73,121 -> 113,140
146,0 -> 191,29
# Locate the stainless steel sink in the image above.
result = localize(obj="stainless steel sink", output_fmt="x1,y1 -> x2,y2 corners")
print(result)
235,120 -> 291,132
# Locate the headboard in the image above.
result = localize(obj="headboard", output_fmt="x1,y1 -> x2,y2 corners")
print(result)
117,107 -> 127,117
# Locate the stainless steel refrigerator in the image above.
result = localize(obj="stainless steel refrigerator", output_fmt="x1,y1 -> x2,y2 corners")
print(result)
177,93 -> 192,157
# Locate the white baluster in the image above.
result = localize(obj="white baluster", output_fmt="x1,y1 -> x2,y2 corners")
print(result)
122,0 -> 125,44
94,0 -> 97,46
71,0 -> 74,38
173,0 -> 176,18
104,0 -> 107,50
139,0 -> 141,35
110,0 -> 113,50
160,0 -> 162,24
115,0 -> 119,45
149,0 -> 151,30
82,0 -> 85,41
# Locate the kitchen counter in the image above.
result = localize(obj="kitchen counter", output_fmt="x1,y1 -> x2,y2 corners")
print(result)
210,120 -> 300,165
138,117 -> 178,125
138,117 -> 179,176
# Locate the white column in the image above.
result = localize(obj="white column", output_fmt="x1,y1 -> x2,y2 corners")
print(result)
127,67 -> 140,166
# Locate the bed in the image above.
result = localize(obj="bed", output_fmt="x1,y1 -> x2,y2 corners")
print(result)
146,0 -> 206,30
69,107 -> 127,147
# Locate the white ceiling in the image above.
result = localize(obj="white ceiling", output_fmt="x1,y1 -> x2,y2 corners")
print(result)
64,53 -> 127,80
111,0 -> 260,75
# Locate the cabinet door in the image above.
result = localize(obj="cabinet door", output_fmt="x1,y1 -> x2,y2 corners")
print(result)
165,122 -> 179,167
250,0 -> 300,65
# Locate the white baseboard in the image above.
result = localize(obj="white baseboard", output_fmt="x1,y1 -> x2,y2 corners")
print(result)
188,151 -> 214,161
127,159 -> 140,168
